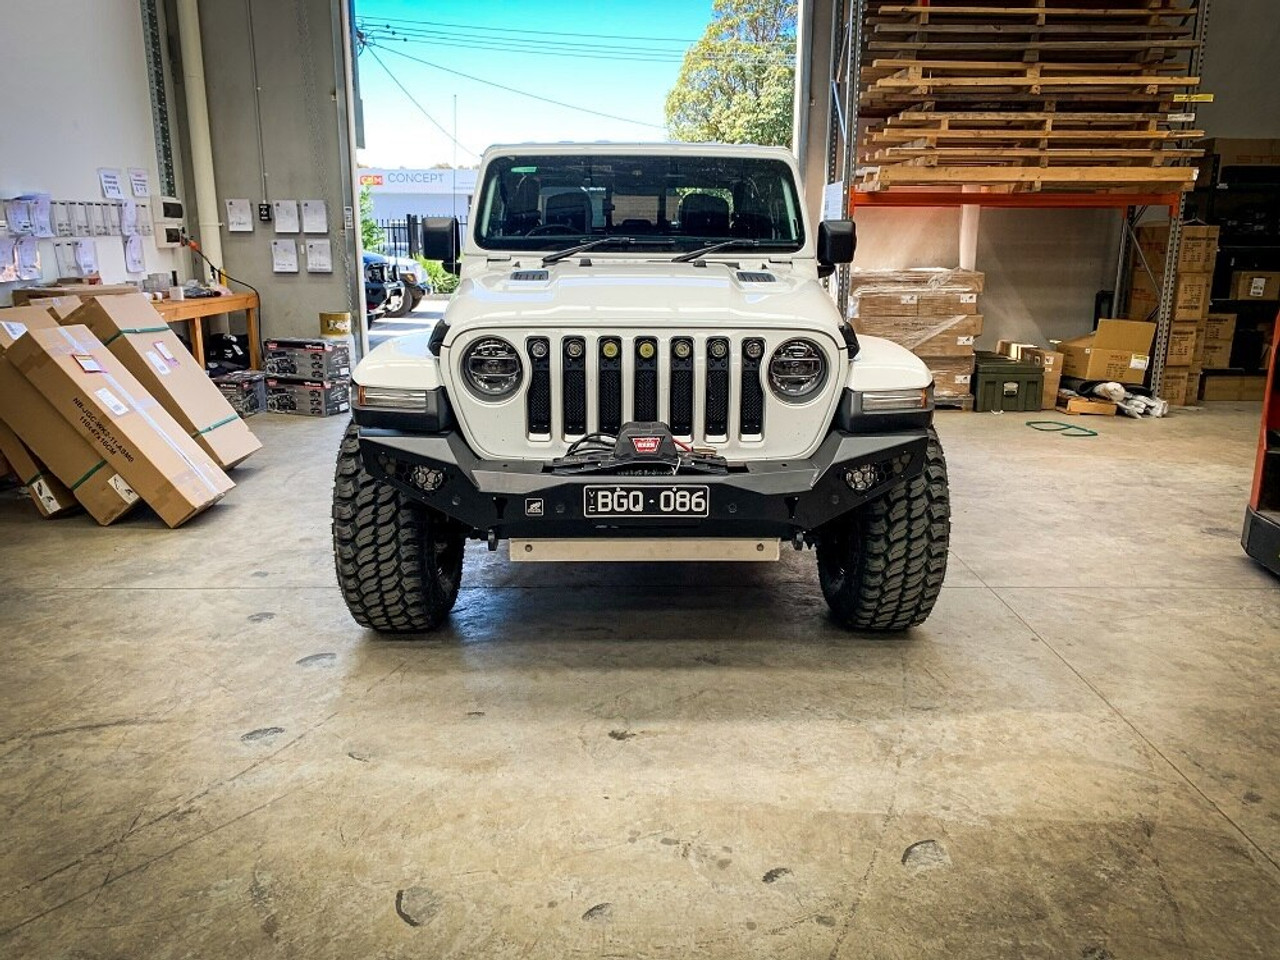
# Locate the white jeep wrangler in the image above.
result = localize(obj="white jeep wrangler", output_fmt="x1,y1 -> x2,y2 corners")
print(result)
334,143 -> 949,633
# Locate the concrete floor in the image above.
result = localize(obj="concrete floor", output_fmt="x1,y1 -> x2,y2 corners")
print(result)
1,403 -> 1278,958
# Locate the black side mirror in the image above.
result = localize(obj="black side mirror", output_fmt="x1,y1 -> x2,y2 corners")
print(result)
818,219 -> 856,270
421,216 -> 461,275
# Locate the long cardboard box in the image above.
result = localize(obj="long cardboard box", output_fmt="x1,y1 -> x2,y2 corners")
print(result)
10,284 -> 138,306
6,324 -> 233,527
853,314 -> 982,356
0,308 -> 139,524
0,420 -> 78,518
1230,271 -> 1280,301
1059,320 -> 1155,385
66,295 -> 261,469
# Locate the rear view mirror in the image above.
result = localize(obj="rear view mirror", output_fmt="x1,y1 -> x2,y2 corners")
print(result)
422,217 -> 461,275
818,219 -> 856,268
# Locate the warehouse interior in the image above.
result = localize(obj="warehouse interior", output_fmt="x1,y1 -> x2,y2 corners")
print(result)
1,0 -> 1278,957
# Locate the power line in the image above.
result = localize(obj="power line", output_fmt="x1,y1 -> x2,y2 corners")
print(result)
356,15 -> 702,44
366,41 -> 668,131
359,28 -> 792,65
365,46 -> 480,158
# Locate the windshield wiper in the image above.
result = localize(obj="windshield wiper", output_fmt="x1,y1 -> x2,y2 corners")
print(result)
670,239 -> 758,263
542,237 -> 634,265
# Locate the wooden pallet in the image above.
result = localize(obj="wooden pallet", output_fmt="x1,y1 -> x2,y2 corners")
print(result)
859,163 -> 1198,191
934,394 -> 976,411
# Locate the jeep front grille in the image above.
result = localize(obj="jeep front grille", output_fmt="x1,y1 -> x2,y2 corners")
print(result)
526,334 -> 786,443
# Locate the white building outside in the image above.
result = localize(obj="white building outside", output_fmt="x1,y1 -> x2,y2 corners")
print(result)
359,167 -> 477,225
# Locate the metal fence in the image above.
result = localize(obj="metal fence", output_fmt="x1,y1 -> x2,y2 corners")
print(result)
373,215 -> 422,259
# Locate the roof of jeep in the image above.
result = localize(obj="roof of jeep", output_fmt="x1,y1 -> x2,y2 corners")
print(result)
480,142 -> 795,161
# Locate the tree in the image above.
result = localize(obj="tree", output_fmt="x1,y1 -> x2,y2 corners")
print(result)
359,185 -> 383,251
665,0 -> 797,148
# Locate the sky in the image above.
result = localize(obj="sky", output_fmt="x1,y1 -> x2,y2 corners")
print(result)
353,0 -> 715,169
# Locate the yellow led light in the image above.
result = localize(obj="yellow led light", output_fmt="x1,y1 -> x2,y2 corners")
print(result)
602,341 -> 619,359
638,341 -> 656,360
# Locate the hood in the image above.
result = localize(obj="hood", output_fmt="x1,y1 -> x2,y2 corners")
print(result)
442,260 -> 842,335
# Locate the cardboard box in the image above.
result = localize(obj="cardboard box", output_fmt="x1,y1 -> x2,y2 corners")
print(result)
1230,271 -> 1280,301
1166,322 -> 1199,366
916,292 -> 979,319
0,420 -> 78,518
1057,395 -> 1117,416
1161,366 -> 1192,407
5,324 -> 233,528
213,371 -> 267,418
266,377 -> 351,416
1205,313 -> 1237,342
1197,138 -> 1280,187
0,309 -> 140,524
1135,223 -> 1220,274
852,292 -> 919,318
995,340 -> 1040,361
1020,348 -> 1064,410
66,295 -> 261,469
1128,271 -> 1212,322
1203,340 -> 1233,369
1201,373 -> 1267,402
10,284 -> 138,306
262,337 -> 352,379
30,295 -> 84,320
853,314 -> 982,357
920,356 -> 975,398
1058,320 -> 1155,385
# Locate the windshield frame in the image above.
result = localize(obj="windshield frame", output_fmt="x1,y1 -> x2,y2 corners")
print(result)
469,150 -> 807,258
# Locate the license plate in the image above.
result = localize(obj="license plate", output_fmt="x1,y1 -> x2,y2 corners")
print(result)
583,485 -> 709,518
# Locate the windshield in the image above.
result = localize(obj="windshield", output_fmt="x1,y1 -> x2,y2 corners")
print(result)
473,153 -> 804,254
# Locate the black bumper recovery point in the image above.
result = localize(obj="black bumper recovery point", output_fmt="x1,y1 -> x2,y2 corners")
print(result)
359,428 -> 929,540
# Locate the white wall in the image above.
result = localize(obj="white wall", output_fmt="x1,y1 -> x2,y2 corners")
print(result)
0,0 -> 183,304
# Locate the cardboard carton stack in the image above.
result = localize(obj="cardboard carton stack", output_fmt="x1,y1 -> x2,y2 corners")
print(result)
263,337 -> 352,417
0,294 -> 261,527
1126,222 -> 1220,406
848,268 -> 984,408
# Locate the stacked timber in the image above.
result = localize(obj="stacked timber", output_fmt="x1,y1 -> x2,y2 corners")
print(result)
857,0 -> 1205,193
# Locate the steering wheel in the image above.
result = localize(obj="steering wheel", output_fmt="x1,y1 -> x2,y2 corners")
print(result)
527,224 -> 577,236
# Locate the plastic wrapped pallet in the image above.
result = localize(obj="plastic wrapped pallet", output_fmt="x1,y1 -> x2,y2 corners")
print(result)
924,356 -> 975,400
848,268 -> 985,320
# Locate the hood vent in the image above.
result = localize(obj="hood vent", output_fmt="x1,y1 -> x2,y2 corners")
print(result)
510,269 -> 550,282
736,271 -> 776,283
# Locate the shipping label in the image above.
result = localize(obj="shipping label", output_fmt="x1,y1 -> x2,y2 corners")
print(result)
146,350 -> 171,376
108,473 -> 139,504
31,477 -> 62,514
74,354 -> 104,373
94,387 -> 129,417
154,342 -> 179,365
1,321 -> 27,340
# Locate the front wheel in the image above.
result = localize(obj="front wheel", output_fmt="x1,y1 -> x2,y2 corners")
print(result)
816,428 -> 950,631
332,421 -> 466,633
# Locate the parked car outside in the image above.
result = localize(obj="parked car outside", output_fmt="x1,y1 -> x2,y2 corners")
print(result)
363,251 -> 404,325
376,244 -> 434,315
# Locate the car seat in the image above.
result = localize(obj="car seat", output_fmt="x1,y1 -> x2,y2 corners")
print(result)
679,193 -> 731,236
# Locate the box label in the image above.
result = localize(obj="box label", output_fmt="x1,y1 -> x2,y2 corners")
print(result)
960,294 -> 977,304
31,477 -> 62,514
154,341 -> 179,365
1250,277 -> 1267,298
1130,355 -> 1149,371
74,354 -> 104,373
1,321 -> 27,340
955,374 -> 971,385
957,335 -> 975,346
108,472 -> 139,504
145,350 -> 171,376
94,387 -> 129,417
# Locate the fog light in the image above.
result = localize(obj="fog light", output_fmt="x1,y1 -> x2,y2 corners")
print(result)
843,464 -> 881,493
409,465 -> 445,492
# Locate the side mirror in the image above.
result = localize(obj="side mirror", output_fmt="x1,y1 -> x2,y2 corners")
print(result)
818,220 -> 856,270
421,216 -> 461,275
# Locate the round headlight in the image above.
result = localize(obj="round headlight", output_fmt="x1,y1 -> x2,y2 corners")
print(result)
463,337 -> 522,399
768,339 -> 827,401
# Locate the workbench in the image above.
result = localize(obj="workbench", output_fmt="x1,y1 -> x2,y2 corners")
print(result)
152,292 -> 261,370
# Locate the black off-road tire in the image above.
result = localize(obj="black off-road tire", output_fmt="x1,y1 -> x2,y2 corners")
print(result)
384,285 -> 413,318
332,421 -> 465,633
817,428 -> 950,631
